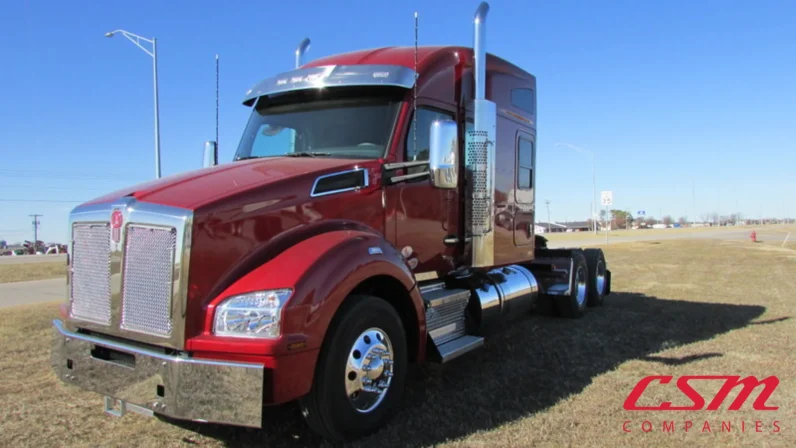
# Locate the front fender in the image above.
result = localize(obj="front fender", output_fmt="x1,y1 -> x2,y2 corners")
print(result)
188,230 -> 424,358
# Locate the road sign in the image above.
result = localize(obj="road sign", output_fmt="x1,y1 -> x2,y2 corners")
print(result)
637,210 -> 646,216
600,191 -> 613,207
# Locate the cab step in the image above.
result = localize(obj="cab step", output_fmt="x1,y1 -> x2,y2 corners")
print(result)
420,282 -> 484,363
434,335 -> 484,363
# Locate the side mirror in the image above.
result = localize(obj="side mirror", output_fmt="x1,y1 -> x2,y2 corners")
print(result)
428,120 -> 458,189
203,141 -> 218,168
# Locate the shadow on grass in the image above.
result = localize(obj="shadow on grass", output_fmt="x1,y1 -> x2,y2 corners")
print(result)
166,291 -> 765,447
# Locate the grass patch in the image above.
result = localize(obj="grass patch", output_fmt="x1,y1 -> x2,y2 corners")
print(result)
1,239 -> 793,447
0,262 -> 66,283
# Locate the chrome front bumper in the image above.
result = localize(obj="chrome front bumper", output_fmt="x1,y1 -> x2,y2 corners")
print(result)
51,319 -> 264,428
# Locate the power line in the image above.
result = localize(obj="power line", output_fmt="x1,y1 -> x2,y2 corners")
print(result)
0,184 -> 114,191
0,169 -> 142,181
0,199 -> 85,203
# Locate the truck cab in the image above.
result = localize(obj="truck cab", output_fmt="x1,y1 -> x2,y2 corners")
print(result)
51,1 -> 611,442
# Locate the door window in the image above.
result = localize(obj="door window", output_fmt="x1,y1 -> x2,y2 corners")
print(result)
406,108 -> 455,174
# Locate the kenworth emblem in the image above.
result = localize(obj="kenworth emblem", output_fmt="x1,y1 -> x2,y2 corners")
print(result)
111,209 -> 123,243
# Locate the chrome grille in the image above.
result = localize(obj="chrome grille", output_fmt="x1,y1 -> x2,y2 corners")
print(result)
70,223 -> 112,325
121,225 -> 177,337
466,129 -> 491,236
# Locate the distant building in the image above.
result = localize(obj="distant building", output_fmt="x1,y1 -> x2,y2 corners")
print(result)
559,221 -> 591,232
535,221 -> 592,234
535,222 -> 566,234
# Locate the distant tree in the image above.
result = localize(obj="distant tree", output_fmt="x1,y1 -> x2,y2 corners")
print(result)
662,215 -> 673,226
677,217 -> 687,226
610,209 -> 632,229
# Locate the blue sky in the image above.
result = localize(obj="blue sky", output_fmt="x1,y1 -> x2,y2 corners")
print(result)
1,0 -> 795,243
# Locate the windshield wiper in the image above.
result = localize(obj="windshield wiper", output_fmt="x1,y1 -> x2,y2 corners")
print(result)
285,152 -> 331,157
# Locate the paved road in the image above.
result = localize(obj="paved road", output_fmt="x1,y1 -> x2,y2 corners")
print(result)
0,254 -> 66,265
546,228 -> 788,248
0,278 -> 65,308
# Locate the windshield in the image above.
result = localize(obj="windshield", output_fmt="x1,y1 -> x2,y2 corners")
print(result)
234,95 -> 402,160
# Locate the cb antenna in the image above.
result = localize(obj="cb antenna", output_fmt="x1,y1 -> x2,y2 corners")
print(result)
215,54 -> 219,149
413,11 -> 418,161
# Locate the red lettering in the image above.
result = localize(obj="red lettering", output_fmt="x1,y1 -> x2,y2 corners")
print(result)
626,375 -> 779,411
661,376 -> 705,410
662,421 -> 675,432
684,421 -> 693,432
721,421 -> 731,432
624,376 -> 673,410
773,421 -> 780,433
642,421 -> 653,433
702,421 -> 711,433
756,421 -> 763,433
623,421 -> 631,432
706,376 -> 779,410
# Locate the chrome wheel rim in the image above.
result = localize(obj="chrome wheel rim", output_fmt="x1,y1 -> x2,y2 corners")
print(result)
575,266 -> 588,306
595,260 -> 606,296
345,327 -> 394,413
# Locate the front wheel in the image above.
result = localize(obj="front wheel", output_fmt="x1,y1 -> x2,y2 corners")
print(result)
299,295 -> 407,442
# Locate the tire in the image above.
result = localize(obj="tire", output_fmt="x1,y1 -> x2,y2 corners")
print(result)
298,294 -> 407,442
555,251 -> 589,318
583,248 -> 608,307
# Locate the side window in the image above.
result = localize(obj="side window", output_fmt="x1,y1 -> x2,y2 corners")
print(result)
511,88 -> 535,115
406,107 -> 455,174
518,137 -> 534,190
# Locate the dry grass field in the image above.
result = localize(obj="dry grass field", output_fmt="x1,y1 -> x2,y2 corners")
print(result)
0,262 -> 66,283
1,238 -> 793,447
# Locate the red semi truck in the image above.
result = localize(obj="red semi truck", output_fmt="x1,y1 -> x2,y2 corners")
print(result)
52,2 -> 611,442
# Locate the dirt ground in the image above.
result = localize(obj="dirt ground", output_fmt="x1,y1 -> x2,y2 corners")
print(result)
0,238 -> 793,447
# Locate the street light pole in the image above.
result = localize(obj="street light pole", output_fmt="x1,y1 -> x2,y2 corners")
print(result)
106,29 -> 161,179
555,142 -> 598,234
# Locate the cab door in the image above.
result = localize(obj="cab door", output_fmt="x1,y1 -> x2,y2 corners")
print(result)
514,131 -> 535,246
384,105 -> 460,277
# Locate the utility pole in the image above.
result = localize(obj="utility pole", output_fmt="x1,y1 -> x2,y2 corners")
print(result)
545,200 -> 551,233
692,179 -> 696,224
29,214 -> 42,253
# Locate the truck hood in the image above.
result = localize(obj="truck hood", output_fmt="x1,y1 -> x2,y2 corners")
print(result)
83,157 -> 370,210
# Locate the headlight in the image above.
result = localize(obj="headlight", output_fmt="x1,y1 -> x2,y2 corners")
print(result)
213,289 -> 292,339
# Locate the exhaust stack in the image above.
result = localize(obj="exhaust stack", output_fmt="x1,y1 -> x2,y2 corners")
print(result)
295,37 -> 311,69
467,1 -> 497,268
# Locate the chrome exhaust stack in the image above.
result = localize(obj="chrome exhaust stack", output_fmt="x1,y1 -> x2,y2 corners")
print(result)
295,37 -> 311,69
467,1 -> 497,268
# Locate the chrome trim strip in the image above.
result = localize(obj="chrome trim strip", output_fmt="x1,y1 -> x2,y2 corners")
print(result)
243,64 -> 418,105
310,168 -> 369,198
53,319 -> 261,369
390,171 -> 429,183
66,197 -> 193,350
383,160 -> 429,170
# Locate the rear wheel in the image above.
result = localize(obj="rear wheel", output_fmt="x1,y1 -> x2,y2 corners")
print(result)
299,295 -> 407,442
583,248 -> 608,307
556,251 -> 589,318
